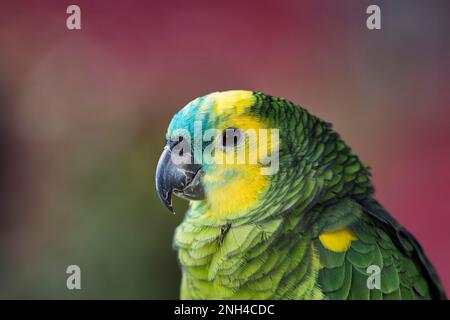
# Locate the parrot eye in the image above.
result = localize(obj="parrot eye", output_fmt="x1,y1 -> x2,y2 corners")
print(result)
220,127 -> 245,149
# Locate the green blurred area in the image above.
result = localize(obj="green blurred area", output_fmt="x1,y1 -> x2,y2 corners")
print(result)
0,127 -> 188,299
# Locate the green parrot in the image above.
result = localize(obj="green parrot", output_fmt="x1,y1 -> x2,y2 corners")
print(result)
155,90 -> 446,300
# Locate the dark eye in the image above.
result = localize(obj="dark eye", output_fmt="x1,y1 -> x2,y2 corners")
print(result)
220,127 -> 245,149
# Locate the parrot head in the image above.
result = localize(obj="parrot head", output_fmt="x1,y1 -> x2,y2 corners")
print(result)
155,90 -> 372,222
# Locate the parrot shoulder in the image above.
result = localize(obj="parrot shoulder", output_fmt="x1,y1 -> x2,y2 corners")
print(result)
314,198 -> 445,300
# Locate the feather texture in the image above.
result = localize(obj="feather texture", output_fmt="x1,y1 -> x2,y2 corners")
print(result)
165,91 -> 445,300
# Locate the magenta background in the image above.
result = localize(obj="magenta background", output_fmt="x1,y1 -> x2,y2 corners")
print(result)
0,0 -> 449,297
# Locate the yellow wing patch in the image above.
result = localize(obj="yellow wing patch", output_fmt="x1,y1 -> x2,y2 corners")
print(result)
319,228 -> 357,253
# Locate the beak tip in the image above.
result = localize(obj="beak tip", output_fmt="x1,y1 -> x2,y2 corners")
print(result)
167,202 -> 175,214
157,189 -> 175,214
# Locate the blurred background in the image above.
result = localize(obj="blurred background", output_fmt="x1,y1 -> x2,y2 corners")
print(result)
0,0 -> 449,299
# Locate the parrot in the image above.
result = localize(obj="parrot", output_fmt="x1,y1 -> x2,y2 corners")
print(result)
155,90 -> 446,300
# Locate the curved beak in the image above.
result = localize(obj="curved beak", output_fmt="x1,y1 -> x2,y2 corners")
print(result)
155,142 -> 205,213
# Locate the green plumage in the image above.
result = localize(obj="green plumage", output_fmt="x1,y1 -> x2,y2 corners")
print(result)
167,91 -> 445,300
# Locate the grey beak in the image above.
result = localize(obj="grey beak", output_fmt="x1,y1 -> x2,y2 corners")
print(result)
155,142 -> 204,213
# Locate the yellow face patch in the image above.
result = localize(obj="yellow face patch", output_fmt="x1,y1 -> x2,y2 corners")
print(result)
199,91 -> 276,220
319,228 -> 357,252
203,126 -> 271,220
204,164 -> 269,220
